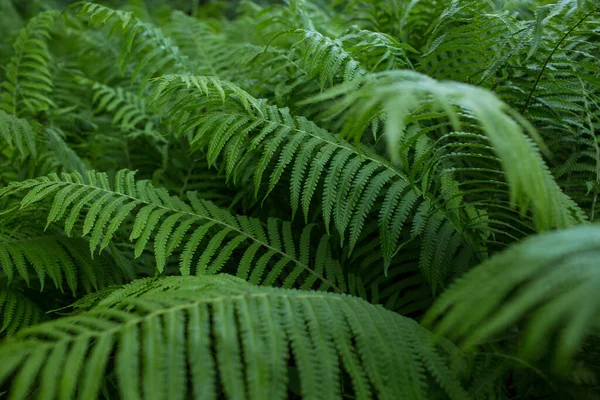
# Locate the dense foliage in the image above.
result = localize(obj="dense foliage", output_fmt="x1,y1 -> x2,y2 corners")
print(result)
0,0 -> 599,398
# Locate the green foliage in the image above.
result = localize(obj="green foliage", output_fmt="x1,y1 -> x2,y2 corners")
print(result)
0,275 -> 469,400
0,169 -> 344,291
425,224 -> 600,373
0,10 -> 57,116
0,0 -> 599,399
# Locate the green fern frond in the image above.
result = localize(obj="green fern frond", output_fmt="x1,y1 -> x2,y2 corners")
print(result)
307,70 -> 587,231
0,110 -> 37,157
81,78 -> 161,137
0,274 -> 469,400
420,3 -> 522,84
41,127 -> 87,176
152,75 -> 489,284
339,0 -> 449,46
0,170 -> 345,292
0,285 -> 45,337
346,239 -> 434,315
0,222 -> 121,294
164,11 -> 246,80
424,224 -> 600,373
0,10 -> 57,116
68,2 -> 189,82
290,28 -> 365,89
155,76 -> 494,287
340,26 -> 415,72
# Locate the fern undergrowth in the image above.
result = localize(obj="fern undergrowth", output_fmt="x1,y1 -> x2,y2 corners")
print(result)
0,0 -> 599,399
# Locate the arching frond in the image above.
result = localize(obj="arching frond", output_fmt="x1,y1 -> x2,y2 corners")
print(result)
419,1 -> 522,84
152,75 -> 490,289
287,28 -> 366,89
0,170 -> 345,292
340,26 -> 415,72
0,111 -> 37,157
0,10 -> 57,116
338,0 -> 450,47
0,219 -> 121,294
68,1 -> 190,82
41,127 -> 88,177
0,274 -> 470,400
425,224 -> 600,373
2,1 -> 600,398
307,70 -> 586,231
163,11 -> 251,81
0,284 -> 46,337
80,78 -> 162,139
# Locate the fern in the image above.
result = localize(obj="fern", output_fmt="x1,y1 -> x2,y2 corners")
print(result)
0,170 -> 345,292
0,111 -> 37,157
0,222 -> 120,294
68,2 -> 190,82
425,224 -> 600,373
0,281 -> 46,337
0,274 -> 469,400
1,1 -> 600,398
83,78 -> 159,135
152,75 -> 490,287
307,70 -> 586,231
0,10 -> 57,116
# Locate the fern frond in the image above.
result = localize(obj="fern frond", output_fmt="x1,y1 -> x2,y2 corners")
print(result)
164,11 -> 248,80
0,274 -> 469,400
152,75 -> 490,286
0,170 -> 345,292
290,28 -> 366,89
307,70 -> 586,231
419,2 -> 522,84
81,77 -> 162,138
339,0 -> 449,46
68,2 -> 189,83
0,284 -> 45,337
424,224 -> 600,372
0,110 -> 37,157
0,220 -> 121,294
340,26 -> 415,72
41,127 -> 87,177
346,239 -> 434,315
0,10 -> 57,116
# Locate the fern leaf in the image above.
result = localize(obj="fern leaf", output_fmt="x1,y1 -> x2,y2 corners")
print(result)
0,285 -> 45,336
68,2 -> 189,82
425,224 -> 600,372
1,170 -> 345,292
306,70 -> 587,231
0,274 -> 469,400
0,110 -> 37,157
0,10 -> 57,116
152,75 -> 490,282
0,223 -> 119,293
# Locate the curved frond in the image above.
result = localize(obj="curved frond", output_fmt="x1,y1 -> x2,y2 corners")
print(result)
0,10 -> 57,116
82,78 -> 160,135
0,285 -> 45,337
0,170 -> 345,292
0,111 -> 37,157
0,274 -> 469,400
0,220 -> 122,294
425,224 -> 600,372
68,2 -> 190,82
164,11 -> 251,81
152,75 -> 491,289
306,70 -> 586,231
